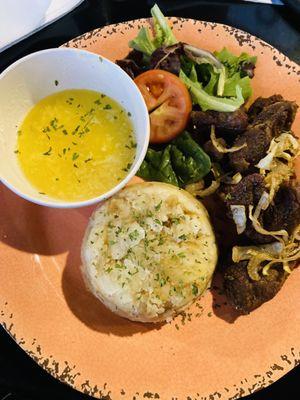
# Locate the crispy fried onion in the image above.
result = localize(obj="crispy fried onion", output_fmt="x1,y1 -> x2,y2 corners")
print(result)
230,205 -> 246,234
248,190 -> 289,243
253,191 -> 270,218
230,172 -> 243,184
232,225 -> 300,281
221,172 -> 242,185
249,204 -> 289,243
185,179 -> 220,197
187,167 -> 242,198
264,162 -> 293,204
232,242 -> 283,280
256,132 -> 300,203
185,163 -> 221,197
210,125 -> 247,153
256,132 -> 299,170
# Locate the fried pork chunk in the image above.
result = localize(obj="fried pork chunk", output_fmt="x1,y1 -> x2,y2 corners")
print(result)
229,98 -> 298,172
247,94 -> 284,122
224,173 -> 265,207
224,179 -> 300,244
265,184 -> 300,234
190,108 -> 248,136
219,96 -> 299,314
223,261 -> 288,314
222,182 -> 300,313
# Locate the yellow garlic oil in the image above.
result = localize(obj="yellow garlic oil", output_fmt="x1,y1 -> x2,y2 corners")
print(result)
17,89 -> 136,201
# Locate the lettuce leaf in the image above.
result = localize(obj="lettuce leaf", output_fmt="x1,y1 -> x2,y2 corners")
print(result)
182,45 -> 225,96
128,4 -> 177,56
129,27 -> 156,57
189,64 -> 199,83
181,47 -> 256,107
204,72 -> 218,95
180,54 -> 195,77
214,48 -> 256,99
180,69 -> 244,112
151,4 -> 177,47
223,72 -> 252,99
214,47 -> 257,78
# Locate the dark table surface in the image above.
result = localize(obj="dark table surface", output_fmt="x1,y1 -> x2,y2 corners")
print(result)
0,1 -> 299,399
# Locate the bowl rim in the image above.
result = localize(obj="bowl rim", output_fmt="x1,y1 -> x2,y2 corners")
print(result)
0,47 -> 150,208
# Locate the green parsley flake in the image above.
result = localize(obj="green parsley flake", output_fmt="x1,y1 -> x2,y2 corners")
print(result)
129,229 -> 139,241
43,147 -> 52,156
160,278 -> 167,287
122,162 -> 132,172
154,200 -> 162,211
192,283 -> 198,296
179,234 -> 187,241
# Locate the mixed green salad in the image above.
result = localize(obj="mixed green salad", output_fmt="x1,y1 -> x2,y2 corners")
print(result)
128,4 -> 256,112
116,4 -> 257,189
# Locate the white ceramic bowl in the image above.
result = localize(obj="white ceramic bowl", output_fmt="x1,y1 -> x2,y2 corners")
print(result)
0,48 -> 150,208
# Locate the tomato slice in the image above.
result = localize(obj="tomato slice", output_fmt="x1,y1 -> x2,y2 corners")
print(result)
134,70 -> 192,143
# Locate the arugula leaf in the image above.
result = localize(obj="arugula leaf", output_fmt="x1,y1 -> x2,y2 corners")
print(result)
180,69 -> 244,112
128,4 -> 177,56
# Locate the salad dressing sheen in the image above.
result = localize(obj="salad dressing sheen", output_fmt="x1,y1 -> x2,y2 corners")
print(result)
17,89 -> 136,201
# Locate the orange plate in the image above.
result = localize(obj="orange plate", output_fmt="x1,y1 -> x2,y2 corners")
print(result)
1,18 -> 300,400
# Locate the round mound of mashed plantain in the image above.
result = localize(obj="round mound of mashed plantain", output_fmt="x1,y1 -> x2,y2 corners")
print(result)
81,182 -> 218,323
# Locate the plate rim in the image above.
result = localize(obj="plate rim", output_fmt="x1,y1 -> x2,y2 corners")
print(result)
1,16 -> 300,400
64,16 -> 300,73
